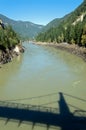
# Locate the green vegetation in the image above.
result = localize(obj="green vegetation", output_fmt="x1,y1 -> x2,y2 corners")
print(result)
0,25 -> 20,49
36,0 -> 86,47
0,14 -> 44,40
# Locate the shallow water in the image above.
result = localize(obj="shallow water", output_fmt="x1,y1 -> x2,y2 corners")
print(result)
0,42 -> 86,130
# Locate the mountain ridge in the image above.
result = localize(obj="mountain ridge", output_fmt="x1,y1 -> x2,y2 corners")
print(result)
43,13 -> 71,32
42,0 -> 85,32
0,14 -> 44,40
36,0 -> 86,47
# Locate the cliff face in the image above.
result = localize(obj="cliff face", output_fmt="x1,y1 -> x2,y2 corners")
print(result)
0,45 -> 24,64
0,44 -> 24,65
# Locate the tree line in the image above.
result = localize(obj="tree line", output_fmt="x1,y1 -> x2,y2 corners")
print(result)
36,16 -> 86,47
36,0 -> 86,47
0,25 -> 20,50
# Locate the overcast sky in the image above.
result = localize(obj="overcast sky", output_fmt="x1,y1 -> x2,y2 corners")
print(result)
0,0 -> 83,25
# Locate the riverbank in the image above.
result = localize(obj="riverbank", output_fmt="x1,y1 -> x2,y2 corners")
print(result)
0,44 -> 25,66
34,42 -> 86,62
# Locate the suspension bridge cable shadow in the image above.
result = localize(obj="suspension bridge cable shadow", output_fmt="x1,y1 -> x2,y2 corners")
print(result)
0,92 -> 86,130
58,92 -> 86,130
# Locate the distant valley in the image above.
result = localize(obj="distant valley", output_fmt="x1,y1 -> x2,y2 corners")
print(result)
0,14 -> 44,40
0,0 -> 86,43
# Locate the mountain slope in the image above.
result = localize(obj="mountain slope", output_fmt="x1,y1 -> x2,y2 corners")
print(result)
36,0 -> 86,46
44,0 -> 86,31
0,14 -> 44,39
43,14 -> 71,32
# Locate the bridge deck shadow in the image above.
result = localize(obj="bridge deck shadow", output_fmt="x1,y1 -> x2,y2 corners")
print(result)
0,92 -> 86,130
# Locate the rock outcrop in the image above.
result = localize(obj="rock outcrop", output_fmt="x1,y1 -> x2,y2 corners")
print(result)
0,19 -> 25,66
0,44 -> 25,65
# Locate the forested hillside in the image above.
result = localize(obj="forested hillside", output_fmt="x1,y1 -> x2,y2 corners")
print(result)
36,0 -> 86,47
0,20 -> 25,64
0,23 -> 19,49
0,14 -> 44,40
42,14 -> 71,32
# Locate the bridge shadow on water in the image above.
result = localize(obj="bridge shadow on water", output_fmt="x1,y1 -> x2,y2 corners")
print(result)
0,92 -> 86,130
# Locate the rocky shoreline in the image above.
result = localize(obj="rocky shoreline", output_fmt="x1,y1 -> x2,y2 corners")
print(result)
34,42 -> 86,62
0,44 -> 25,66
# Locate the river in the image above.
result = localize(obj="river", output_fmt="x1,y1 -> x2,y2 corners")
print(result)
0,42 -> 86,130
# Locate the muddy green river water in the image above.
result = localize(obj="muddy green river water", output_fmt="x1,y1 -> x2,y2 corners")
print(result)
0,42 -> 86,130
